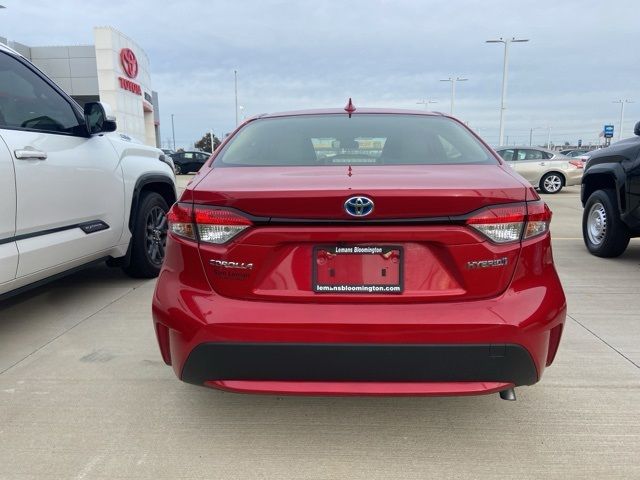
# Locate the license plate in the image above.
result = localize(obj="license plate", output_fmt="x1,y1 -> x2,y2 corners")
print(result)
313,245 -> 403,294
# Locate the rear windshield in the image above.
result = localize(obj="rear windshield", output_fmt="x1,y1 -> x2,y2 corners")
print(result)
214,114 -> 495,167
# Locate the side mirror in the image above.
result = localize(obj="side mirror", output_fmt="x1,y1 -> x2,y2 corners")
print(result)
84,102 -> 117,134
634,121 -> 640,136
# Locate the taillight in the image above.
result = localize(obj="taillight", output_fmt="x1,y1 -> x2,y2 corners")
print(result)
167,203 -> 196,240
194,207 -> 252,244
466,204 -> 526,243
568,160 -> 583,168
466,201 -> 551,243
524,201 -> 552,239
167,203 -> 252,244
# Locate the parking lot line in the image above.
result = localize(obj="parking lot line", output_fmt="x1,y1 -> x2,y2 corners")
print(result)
568,314 -> 640,369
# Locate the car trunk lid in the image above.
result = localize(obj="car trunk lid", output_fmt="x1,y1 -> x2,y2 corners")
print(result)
191,165 -> 527,219
189,164 -> 528,303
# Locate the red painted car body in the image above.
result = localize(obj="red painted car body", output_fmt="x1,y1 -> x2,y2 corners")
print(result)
152,109 -> 566,397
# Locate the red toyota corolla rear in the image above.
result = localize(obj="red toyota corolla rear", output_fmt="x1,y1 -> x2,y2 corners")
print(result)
152,109 -> 566,399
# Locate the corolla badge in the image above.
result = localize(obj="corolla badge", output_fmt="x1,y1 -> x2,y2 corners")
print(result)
344,196 -> 374,217
209,259 -> 253,270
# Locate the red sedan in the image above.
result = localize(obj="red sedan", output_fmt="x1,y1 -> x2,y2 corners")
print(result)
152,105 -> 566,400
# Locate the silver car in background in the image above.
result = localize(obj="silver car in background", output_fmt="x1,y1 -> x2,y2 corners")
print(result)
561,148 -> 594,164
495,146 -> 584,194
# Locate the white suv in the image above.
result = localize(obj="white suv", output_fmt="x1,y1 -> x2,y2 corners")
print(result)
0,44 -> 176,299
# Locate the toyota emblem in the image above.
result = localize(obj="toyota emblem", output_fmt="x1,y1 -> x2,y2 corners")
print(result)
344,196 -> 374,217
120,48 -> 139,79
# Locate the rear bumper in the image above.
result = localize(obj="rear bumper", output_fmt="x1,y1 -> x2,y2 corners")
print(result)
182,343 -> 537,386
152,232 -> 567,396
564,168 -> 583,186
153,285 -> 565,396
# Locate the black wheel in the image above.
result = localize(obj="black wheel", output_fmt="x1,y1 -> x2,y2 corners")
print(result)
123,192 -> 169,278
582,189 -> 630,258
174,164 -> 182,175
539,172 -> 564,194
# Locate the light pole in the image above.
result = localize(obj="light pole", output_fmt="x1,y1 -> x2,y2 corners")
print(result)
613,99 -> 634,140
439,77 -> 467,115
547,126 -> 552,149
210,129 -> 216,153
529,127 -> 542,146
416,99 -> 437,110
234,70 -> 239,126
486,37 -> 529,146
170,114 -> 176,150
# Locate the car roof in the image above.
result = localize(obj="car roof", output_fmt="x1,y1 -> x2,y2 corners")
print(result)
495,146 -> 556,153
257,108 -> 445,119
0,42 -> 23,58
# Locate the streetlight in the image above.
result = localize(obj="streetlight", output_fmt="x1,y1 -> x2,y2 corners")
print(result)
416,99 -> 437,110
613,99 -> 634,140
439,76 -> 467,115
529,127 -> 542,146
234,70 -> 239,126
486,37 -> 529,146
170,114 -> 176,150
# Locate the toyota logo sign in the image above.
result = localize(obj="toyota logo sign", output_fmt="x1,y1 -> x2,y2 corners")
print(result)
344,196 -> 374,217
120,48 -> 138,79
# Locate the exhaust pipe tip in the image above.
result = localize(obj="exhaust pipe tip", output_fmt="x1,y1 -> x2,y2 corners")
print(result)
499,388 -> 516,401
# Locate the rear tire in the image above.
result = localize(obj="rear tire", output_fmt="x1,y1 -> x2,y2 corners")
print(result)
174,164 -> 182,175
539,172 -> 564,194
582,189 -> 630,257
123,192 -> 169,278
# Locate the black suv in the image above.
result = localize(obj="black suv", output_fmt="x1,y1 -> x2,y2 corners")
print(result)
581,121 -> 640,257
170,151 -> 211,174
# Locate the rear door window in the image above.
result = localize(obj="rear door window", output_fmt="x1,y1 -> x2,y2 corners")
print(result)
521,149 -> 544,160
498,149 -> 515,161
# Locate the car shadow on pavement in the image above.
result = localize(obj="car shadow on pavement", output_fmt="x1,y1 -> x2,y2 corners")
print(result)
600,242 -> 640,263
0,263 -> 141,311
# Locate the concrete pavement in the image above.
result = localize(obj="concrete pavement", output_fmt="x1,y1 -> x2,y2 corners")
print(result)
0,185 -> 638,479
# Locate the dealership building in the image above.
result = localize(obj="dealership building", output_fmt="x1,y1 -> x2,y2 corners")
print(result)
0,26 -> 161,147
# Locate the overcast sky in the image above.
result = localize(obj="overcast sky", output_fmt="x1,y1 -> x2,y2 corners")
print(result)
2,0 -> 638,148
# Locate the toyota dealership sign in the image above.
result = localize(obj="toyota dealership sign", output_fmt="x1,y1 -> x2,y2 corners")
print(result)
120,48 -> 139,78
118,48 -> 142,95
